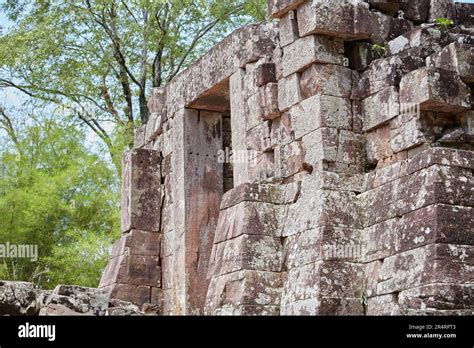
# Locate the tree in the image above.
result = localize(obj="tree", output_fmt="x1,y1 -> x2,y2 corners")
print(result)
0,0 -> 267,173
0,108 -> 120,288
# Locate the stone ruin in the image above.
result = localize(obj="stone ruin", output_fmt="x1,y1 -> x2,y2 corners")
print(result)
96,0 -> 474,316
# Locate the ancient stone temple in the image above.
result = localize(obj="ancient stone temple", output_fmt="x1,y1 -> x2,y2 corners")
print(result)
99,0 -> 474,315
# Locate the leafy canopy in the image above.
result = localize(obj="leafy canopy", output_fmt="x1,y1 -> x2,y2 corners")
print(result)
0,0 -> 267,173
0,111 -> 120,288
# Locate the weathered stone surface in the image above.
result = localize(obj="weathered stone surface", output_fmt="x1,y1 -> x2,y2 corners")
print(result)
377,244 -> 474,295
279,11 -> 299,47
399,67 -> 471,114
387,26 -> 453,59
205,270 -> 282,315
297,0 -> 411,43
256,62 -> 277,87
401,0 -> 430,23
353,55 -> 425,100
275,140 -> 305,178
166,23 -> 277,116
278,73 -> 303,111
282,35 -> 344,77
290,95 -> 352,139
220,182 -> 299,209
398,284 -> 474,311
368,0 -> 403,16
121,149 -> 161,233
268,0 -> 305,18
0,281 -> 39,315
260,83 -> 280,120
300,64 -> 353,99
362,86 -> 399,131
214,201 -> 286,243
208,234 -> 283,277
426,42 -> 474,84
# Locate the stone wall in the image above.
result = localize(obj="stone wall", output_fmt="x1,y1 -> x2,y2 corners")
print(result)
100,0 -> 474,315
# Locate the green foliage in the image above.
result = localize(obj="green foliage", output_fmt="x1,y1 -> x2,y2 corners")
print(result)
434,17 -> 454,31
372,43 -> 387,58
0,0 -> 268,171
0,115 -> 119,288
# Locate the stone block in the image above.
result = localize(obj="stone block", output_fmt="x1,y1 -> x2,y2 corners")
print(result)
275,141 -> 305,178
398,284 -> 474,311
282,35 -> 344,77
387,26 -> 452,58
401,0 -> 430,23
290,95 -> 352,139
249,152 -> 275,181
297,0 -> 366,40
399,67 -> 471,114
147,87 -> 167,116
134,125 -> 146,149
107,284 -> 151,307
268,0 -> 306,18
366,124 -> 393,164
260,83 -> 280,120
353,56 -> 424,100
207,235 -> 283,277
270,113 -> 294,147
362,86 -> 399,131
214,201 -> 285,243
205,270 -> 282,314
368,0 -> 403,16
279,11 -> 299,47
255,62 -> 277,87
121,149 -> 161,233
426,42 -> 474,84
301,128 -> 338,166
278,73 -> 303,112
377,244 -> 474,295
300,64 -> 353,99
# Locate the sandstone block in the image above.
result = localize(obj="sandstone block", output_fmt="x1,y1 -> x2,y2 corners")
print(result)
353,55 -> 424,100
255,62 -> 277,87
279,11 -> 299,47
260,83 -> 280,120
207,235 -> 283,277
290,95 -> 352,139
398,284 -> 474,311
368,0 -> 403,16
377,244 -> 474,295
220,181 -> 300,210
121,149 -> 161,233
297,0 -> 368,40
270,113 -> 294,147
275,141 -> 305,178
300,64 -> 353,99
282,35 -> 344,77
278,73 -> 303,112
399,67 -> 471,114
426,42 -> 474,84
362,86 -> 399,131
387,27 -> 452,58
214,201 -> 285,243
205,270 -> 282,315
268,0 -> 306,18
